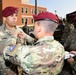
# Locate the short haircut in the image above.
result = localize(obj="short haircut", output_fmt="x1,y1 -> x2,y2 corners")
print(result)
37,20 -> 58,33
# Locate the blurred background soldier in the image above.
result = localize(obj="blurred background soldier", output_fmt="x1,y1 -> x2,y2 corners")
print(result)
64,20 -> 76,75
3,11 -> 65,75
0,6 -> 34,75
61,21 -> 71,43
56,19 -> 64,32
22,21 -> 29,35
58,13 -> 76,75
54,19 -> 64,42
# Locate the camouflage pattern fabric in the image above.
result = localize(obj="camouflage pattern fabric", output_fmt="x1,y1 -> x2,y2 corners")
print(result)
61,24 -> 70,42
3,36 -> 65,75
64,28 -> 76,50
0,24 -> 34,75
70,56 -> 76,75
64,28 -> 76,75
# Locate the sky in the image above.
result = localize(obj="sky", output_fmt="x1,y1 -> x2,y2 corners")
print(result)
30,0 -> 76,18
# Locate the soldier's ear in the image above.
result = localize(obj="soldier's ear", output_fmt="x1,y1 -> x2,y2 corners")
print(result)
3,17 -> 6,21
38,25 -> 41,33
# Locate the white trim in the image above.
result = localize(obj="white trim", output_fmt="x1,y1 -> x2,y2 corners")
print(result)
22,15 -> 33,18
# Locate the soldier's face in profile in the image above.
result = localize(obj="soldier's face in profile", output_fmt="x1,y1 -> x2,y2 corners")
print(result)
4,13 -> 18,27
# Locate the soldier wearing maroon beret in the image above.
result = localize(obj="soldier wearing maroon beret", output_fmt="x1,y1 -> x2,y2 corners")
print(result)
33,11 -> 58,23
2,6 -> 18,17
0,6 -> 34,75
3,11 -> 65,75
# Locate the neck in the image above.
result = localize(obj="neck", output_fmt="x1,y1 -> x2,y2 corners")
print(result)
5,24 -> 15,30
44,31 -> 54,36
38,32 -> 54,39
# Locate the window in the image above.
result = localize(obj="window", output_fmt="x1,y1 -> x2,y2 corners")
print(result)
33,9 -> 36,14
39,10 -> 41,13
31,9 -> 33,14
42,10 -> 44,12
22,7 -> 24,13
22,18 -> 24,24
31,19 -> 34,23
25,8 -> 28,13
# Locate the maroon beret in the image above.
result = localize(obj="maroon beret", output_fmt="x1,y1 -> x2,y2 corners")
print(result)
2,6 -> 18,17
33,11 -> 58,23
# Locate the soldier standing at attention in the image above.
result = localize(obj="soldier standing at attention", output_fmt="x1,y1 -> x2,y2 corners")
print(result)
0,6 -> 34,75
3,11 -> 65,75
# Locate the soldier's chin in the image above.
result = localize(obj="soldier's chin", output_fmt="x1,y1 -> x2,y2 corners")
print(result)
12,24 -> 16,27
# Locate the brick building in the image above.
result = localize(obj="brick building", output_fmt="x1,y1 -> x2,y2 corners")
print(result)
0,0 -> 47,27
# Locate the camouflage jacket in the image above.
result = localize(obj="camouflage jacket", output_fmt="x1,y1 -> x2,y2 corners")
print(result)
64,28 -> 76,51
64,28 -> 76,75
0,24 -> 34,75
61,24 -> 70,42
3,36 -> 65,75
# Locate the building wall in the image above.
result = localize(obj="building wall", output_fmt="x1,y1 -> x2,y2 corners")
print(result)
21,4 -> 46,26
21,0 -> 30,4
0,0 -> 47,27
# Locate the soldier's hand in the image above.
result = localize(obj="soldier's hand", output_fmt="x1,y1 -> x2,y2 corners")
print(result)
18,32 -> 26,39
67,56 -> 74,64
70,51 -> 76,55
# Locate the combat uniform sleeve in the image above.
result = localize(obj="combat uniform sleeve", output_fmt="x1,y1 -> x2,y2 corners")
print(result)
3,42 -> 65,74
64,35 -> 71,48
3,44 -> 41,73
3,44 -> 40,66
25,34 -> 35,44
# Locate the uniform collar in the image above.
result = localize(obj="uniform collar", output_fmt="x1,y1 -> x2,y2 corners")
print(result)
36,36 -> 54,43
2,24 -> 17,32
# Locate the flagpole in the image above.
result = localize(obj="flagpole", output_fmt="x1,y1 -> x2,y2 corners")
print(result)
35,0 -> 37,14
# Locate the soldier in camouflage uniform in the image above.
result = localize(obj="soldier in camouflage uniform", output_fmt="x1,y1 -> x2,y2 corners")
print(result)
63,21 -> 76,75
3,11 -> 65,75
22,22 -> 29,35
0,6 -> 34,75
61,22 -> 71,43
